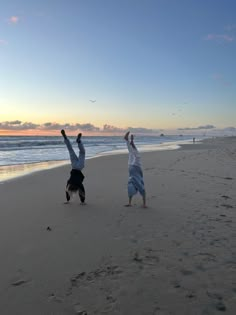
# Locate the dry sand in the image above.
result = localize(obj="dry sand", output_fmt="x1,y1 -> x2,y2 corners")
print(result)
0,137 -> 236,315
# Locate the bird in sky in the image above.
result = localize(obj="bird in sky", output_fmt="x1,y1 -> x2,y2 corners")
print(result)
89,99 -> 96,103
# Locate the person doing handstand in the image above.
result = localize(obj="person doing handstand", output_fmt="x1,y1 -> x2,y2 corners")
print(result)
61,129 -> 86,204
124,131 -> 147,208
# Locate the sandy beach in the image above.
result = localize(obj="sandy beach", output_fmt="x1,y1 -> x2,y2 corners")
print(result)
0,136 -> 236,315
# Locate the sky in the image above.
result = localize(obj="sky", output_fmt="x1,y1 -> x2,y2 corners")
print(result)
0,0 -> 236,136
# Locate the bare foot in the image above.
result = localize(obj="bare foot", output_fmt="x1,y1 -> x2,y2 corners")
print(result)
130,134 -> 137,149
124,204 -> 132,207
61,129 -> 67,139
76,133 -> 82,143
124,131 -> 130,141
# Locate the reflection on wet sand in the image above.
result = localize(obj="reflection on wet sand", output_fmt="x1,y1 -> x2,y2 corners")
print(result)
0,161 -> 68,183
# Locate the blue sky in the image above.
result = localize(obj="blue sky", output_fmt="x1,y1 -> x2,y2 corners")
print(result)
0,0 -> 235,135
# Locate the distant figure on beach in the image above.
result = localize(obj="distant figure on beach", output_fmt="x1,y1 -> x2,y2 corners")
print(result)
124,131 -> 147,208
193,137 -> 195,143
61,130 -> 86,204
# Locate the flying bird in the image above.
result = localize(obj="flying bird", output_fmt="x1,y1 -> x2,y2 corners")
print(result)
89,99 -> 96,103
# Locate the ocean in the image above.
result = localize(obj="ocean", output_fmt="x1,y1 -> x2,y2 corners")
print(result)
0,134 -> 195,183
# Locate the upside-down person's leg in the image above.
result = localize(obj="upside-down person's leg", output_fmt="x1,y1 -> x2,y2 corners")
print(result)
76,133 -> 85,170
130,134 -> 137,150
61,129 -> 78,168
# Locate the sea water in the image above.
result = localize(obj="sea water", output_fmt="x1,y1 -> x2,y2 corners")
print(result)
0,135 -> 195,182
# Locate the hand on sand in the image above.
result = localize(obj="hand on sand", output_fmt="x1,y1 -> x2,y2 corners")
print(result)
124,131 -> 130,141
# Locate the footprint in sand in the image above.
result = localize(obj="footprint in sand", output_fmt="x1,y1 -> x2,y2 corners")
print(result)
73,304 -> 87,315
48,293 -> 63,303
215,301 -> 227,311
186,292 -> 196,299
132,248 -> 160,267
180,269 -> 194,276
221,204 -> 233,209
11,269 -> 31,287
67,263 -> 122,314
221,195 -> 231,200
11,279 -> 30,286
206,291 -> 227,312
67,265 -> 123,295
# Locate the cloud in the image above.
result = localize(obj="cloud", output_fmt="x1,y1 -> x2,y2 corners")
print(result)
40,122 -> 100,132
178,125 -> 215,131
210,126 -> 236,136
2,121 -> 233,136
224,24 -> 236,32
102,124 -> 124,133
7,120 -> 22,125
212,73 -> 231,86
39,122 -> 65,131
204,34 -> 234,42
8,16 -> 20,24
223,127 -> 236,132
212,73 -> 222,80
0,120 -> 108,132
101,124 -> 159,134
0,121 -> 39,130
128,127 -> 155,133
0,39 -> 8,46
78,123 -> 100,132
0,120 -> 162,134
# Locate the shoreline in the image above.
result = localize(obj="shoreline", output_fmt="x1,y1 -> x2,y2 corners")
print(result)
0,160 -> 69,184
0,138 -> 198,183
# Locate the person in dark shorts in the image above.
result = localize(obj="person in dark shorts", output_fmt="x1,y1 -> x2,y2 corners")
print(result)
61,129 -> 86,204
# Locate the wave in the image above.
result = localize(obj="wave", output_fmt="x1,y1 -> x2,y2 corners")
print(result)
0,135 -> 196,167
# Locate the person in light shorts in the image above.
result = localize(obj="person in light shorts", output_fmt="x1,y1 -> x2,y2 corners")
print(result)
124,131 -> 147,208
